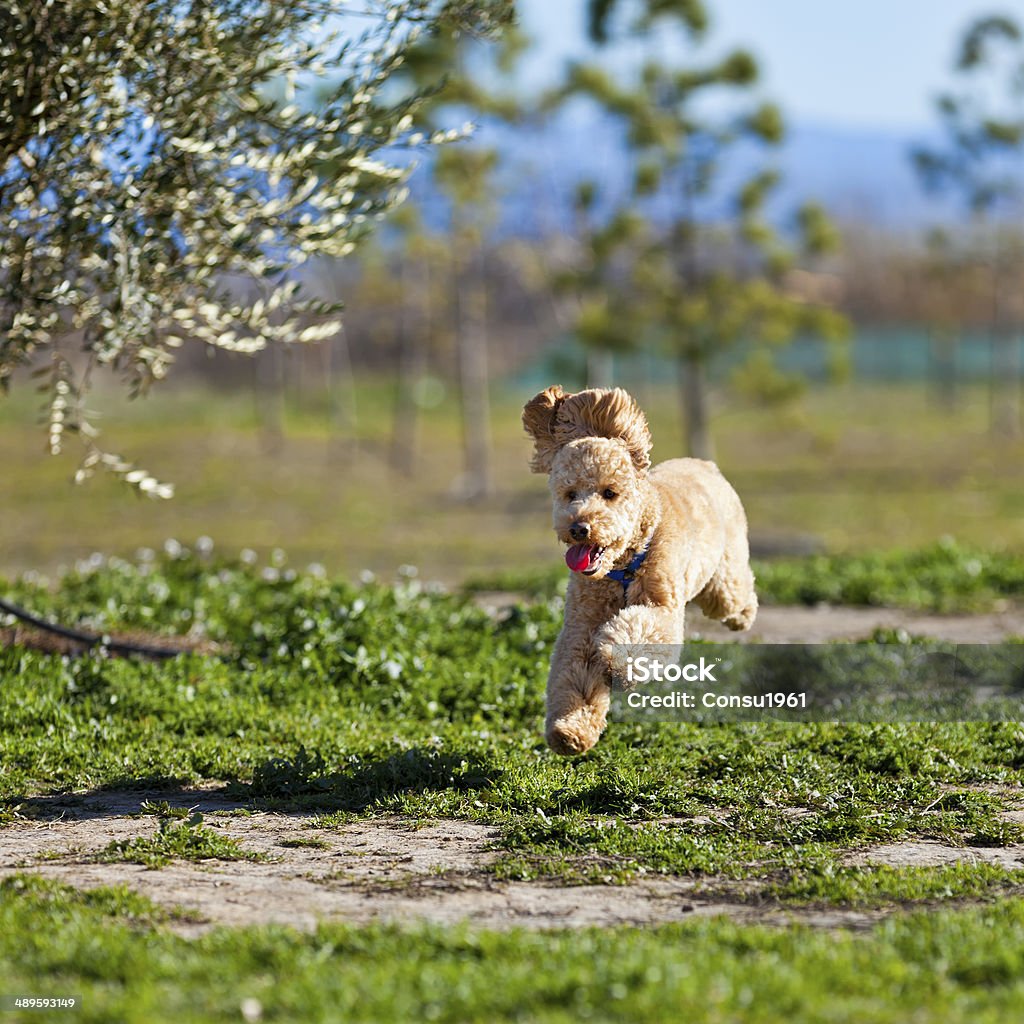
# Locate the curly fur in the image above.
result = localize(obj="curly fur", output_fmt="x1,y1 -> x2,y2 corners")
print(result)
523,385 -> 758,755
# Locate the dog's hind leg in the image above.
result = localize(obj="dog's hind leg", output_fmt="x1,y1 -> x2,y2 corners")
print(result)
695,545 -> 757,631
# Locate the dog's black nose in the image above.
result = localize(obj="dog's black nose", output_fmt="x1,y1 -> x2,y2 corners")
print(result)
569,522 -> 590,541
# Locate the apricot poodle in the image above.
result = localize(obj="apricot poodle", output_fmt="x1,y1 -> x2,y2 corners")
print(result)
523,385 -> 757,755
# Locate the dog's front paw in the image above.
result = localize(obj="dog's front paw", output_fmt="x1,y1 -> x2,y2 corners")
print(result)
546,708 -> 605,756
595,607 -> 680,689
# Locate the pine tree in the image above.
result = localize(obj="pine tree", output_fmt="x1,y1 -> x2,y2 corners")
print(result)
544,183 -> 646,389
554,0 -> 847,458
397,22 -> 529,499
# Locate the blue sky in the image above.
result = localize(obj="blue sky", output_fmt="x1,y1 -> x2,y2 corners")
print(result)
516,0 -> 1000,132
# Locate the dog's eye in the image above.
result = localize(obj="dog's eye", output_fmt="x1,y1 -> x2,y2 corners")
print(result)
602,488 -> 617,501
566,490 -> 577,502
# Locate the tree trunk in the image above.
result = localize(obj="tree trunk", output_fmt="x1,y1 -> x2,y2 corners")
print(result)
987,233 -> 1020,437
391,256 -> 428,476
586,347 -> 614,389
680,352 -> 713,460
324,326 -> 358,462
256,343 -> 285,453
929,326 -> 958,412
455,246 -> 493,500
992,331 -> 1022,438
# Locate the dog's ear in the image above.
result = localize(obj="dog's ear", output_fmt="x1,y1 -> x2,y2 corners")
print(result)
557,388 -> 652,472
522,385 -> 569,473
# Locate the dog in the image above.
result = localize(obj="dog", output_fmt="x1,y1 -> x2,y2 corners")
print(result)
523,385 -> 758,755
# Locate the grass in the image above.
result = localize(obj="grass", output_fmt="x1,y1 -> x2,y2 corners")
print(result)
93,814 -> 265,869
5,875 -> 1024,1022
755,542 -> 1024,612
2,552 -> 1024,1020
768,863 -> 1024,906
1,379 -> 1024,582
2,552 -> 1023,892
278,837 -> 331,849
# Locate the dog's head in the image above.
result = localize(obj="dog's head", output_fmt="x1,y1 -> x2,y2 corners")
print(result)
522,385 -> 653,578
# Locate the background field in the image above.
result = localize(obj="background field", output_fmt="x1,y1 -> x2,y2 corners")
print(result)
3,377 -> 1023,583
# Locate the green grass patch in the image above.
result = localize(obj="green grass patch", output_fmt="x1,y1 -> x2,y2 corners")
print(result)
278,837 -> 331,850
93,813 -> 264,869
5,875 -> 1024,1022
463,564 -> 568,598
770,863 -> 1024,907
756,540 -> 1024,612
1,874 -> 198,929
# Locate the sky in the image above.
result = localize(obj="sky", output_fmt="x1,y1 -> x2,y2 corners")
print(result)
515,0 -> 1004,132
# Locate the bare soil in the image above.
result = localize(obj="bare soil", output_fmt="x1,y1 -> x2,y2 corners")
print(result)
473,598 -> 1024,643
693,604 -> 1024,644
470,597 -> 1024,644
4,788 -> 1023,936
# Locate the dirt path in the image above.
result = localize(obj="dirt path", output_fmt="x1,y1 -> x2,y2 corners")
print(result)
471,596 -> 1024,644
4,789 -> 1023,936
694,604 -> 1024,644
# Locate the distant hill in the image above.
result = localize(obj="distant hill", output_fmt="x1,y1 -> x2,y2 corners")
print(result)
771,120 -> 959,229
406,108 -> 966,236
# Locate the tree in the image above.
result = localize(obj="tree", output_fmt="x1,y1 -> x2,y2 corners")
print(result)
544,183 -> 646,389
552,0 -> 847,458
387,210 -> 439,477
913,14 -> 1024,437
913,229 -> 984,412
328,205 -> 448,475
0,0 -> 513,494
394,21 -> 528,499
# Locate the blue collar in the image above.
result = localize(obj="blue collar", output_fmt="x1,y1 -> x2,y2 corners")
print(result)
605,546 -> 649,595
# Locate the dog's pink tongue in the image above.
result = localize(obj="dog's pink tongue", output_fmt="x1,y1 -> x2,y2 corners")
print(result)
565,544 -> 594,573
